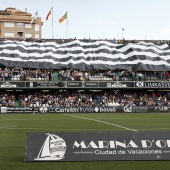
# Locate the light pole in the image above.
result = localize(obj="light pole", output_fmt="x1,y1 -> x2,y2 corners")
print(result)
102,33 -> 105,39
117,33 -> 119,40
122,28 -> 124,39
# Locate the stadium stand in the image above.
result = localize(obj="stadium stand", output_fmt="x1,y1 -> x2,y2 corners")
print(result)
0,67 -> 169,82
0,67 -> 54,81
0,39 -> 170,112
0,92 -> 15,106
0,90 -> 168,107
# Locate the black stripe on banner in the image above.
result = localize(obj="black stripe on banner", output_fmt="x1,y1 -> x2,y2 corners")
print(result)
0,40 -> 168,51
0,46 -> 170,56
0,53 -> 169,63
0,59 -> 170,71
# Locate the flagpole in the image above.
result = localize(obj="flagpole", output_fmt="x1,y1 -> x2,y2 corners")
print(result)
37,11 -> 38,31
52,7 -> 53,39
36,11 -> 38,39
66,12 -> 68,39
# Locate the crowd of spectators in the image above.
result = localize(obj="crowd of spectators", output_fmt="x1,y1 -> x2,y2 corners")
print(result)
58,69 -> 170,81
0,90 -> 168,107
0,67 -> 53,81
0,67 -> 170,82
19,90 -> 169,107
0,93 -> 15,107
59,69 -> 134,81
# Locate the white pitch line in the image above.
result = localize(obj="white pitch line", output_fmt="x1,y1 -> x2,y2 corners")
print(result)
64,114 -> 138,132
1,126 -> 170,131
0,127 -> 125,131
0,118 -> 165,121
0,118 -> 75,121
139,127 -> 170,131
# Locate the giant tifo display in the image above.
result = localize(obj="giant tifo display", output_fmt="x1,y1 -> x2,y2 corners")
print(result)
0,39 -> 170,71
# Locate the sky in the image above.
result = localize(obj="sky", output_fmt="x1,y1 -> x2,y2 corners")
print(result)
0,0 -> 170,40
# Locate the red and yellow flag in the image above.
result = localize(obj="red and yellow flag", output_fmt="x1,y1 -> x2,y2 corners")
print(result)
46,7 -> 53,21
59,12 -> 67,23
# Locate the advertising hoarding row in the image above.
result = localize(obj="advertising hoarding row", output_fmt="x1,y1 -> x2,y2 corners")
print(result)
1,81 -> 170,89
1,106 -> 170,113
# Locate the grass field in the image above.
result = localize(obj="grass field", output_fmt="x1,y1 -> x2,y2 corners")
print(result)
0,113 -> 170,170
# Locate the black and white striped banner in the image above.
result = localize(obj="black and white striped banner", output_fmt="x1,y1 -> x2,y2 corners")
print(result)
0,40 -> 170,71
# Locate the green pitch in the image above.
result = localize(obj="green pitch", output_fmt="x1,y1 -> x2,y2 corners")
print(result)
0,113 -> 170,170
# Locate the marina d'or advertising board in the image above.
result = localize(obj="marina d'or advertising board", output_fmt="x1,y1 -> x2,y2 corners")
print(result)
25,132 -> 170,161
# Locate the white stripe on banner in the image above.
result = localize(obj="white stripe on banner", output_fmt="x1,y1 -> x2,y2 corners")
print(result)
2,49 -> 170,59
3,40 -> 168,49
0,56 -> 170,66
0,43 -> 169,54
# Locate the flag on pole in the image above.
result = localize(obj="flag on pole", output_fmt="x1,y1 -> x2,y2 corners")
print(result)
59,12 -> 67,23
46,7 -> 53,21
30,11 -> 38,24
